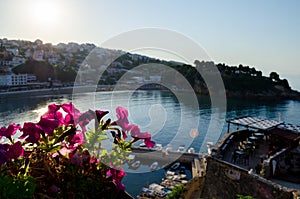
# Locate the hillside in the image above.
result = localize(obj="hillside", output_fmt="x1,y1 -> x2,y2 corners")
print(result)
11,58 -> 300,101
174,61 -> 300,101
3,36 -> 299,101
12,60 -> 76,82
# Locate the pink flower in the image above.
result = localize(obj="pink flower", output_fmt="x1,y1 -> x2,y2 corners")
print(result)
62,102 -> 81,125
95,110 -> 109,122
19,122 -> 41,143
41,104 -> 64,126
0,141 -> 24,165
144,138 -> 155,148
107,167 -> 126,191
129,125 -> 155,148
0,144 -> 9,165
61,103 -> 96,133
78,110 -> 96,133
0,124 -> 21,139
115,107 -> 132,138
116,106 -> 128,121
37,118 -> 59,135
6,141 -> 24,160
69,132 -> 85,146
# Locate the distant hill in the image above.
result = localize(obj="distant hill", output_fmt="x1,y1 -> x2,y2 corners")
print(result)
180,61 -> 300,101
5,38 -> 300,100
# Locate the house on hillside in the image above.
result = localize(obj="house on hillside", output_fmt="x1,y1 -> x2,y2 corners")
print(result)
0,74 -> 27,86
33,50 -> 44,61
12,56 -> 26,66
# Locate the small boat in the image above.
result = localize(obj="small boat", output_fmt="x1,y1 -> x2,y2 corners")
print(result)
166,144 -> 172,152
127,154 -> 135,165
131,160 -> 141,168
170,162 -> 180,170
150,161 -> 159,171
139,143 -> 147,147
177,145 -> 185,152
166,170 -> 175,176
188,147 -> 195,153
155,144 -> 162,151
141,187 -> 154,196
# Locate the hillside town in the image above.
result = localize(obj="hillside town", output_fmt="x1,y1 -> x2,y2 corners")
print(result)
0,38 -> 93,88
0,38 -> 165,91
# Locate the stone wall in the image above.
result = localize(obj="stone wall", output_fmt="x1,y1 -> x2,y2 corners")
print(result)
200,157 -> 295,199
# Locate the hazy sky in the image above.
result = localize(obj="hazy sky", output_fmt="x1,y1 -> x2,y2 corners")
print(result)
1,0 -> 300,90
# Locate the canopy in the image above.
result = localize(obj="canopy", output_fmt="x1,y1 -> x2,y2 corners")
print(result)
227,116 -> 283,130
278,123 -> 300,134
227,116 -> 300,144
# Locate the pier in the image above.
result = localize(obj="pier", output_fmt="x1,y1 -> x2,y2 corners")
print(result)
130,146 -> 204,179
131,147 -> 199,163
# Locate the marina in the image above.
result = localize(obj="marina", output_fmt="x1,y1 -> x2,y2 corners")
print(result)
136,161 -> 190,199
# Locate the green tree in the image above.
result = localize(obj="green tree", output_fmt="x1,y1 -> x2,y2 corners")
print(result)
269,71 -> 280,82
256,71 -> 262,77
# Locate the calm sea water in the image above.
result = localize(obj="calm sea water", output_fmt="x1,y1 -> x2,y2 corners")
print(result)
1,90 -> 300,197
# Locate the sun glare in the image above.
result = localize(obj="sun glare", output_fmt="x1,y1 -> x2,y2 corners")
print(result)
28,0 -> 61,27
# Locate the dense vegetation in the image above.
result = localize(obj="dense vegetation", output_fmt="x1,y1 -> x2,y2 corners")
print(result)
12,60 -> 77,82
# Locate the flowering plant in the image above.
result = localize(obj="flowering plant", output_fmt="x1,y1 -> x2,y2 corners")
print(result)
0,103 -> 155,198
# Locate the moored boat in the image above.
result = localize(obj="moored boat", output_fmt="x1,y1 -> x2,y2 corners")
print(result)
170,162 -> 180,170
131,160 -> 141,168
150,161 -> 159,171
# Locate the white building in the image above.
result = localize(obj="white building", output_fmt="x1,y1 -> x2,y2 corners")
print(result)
0,75 -> 10,86
6,48 -> 19,56
26,74 -> 37,82
0,74 -> 27,86
24,49 -> 32,58
12,56 -> 26,66
33,50 -> 44,61
0,60 -> 12,66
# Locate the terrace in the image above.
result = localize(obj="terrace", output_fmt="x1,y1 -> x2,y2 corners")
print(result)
214,117 -> 300,189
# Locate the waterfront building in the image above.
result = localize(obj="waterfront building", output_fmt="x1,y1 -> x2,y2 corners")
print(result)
0,74 -> 27,86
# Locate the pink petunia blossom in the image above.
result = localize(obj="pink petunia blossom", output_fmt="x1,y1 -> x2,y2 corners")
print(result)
143,138 -> 155,148
107,167 -> 126,191
129,125 -> 155,148
95,110 -> 109,122
19,122 -> 41,143
0,124 -> 21,139
41,104 -> 64,124
69,132 -> 85,146
78,110 -> 96,133
115,107 -> 132,137
0,144 -> 9,165
6,141 -> 24,160
37,118 -> 60,135
61,103 -> 96,132
62,102 -> 82,125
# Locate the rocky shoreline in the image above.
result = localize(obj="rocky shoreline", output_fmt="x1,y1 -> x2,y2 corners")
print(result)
194,82 -> 300,101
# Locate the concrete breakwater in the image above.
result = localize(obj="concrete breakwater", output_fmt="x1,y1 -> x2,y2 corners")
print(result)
130,147 -> 201,165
